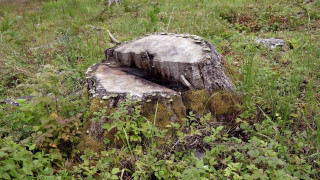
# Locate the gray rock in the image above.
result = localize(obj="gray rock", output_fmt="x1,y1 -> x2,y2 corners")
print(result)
255,38 -> 287,50
0,95 -> 34,107
108,0 -> 121,5
305,0 -> 311,4
297,11 -> 304,16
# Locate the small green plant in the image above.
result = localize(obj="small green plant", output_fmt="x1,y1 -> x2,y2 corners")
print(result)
94,95 -> 166,148
0,137 -> 56,179
32,113 -> 83,156
145,2 -> 160,32
72,149 -> 120,179
0,16 -> 15,32
1,65 -> 87,162
122,0 -> 139,12
0,0 -> 319,179
203,125 -> 225,143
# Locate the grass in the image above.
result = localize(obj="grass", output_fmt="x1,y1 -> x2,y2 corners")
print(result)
0,0 -> 320,179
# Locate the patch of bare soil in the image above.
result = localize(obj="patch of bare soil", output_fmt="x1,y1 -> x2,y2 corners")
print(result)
0,0 -> 39,14
0,0 -> 31,6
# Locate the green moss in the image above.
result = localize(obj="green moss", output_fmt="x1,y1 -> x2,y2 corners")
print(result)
143,102 -> 172,129
81,83 -> 89,101
89,98 -> 114,115
78,97 -> 117,151
77,135 -> 104,153
85,93 -> 238,150
101,98 -> 186,148
84,91 -> 239,152
182,90 -> 240,116
208,91 -> 239,115
182,90 -> 208,114
78,120 -> 104,154
104,126 -> 124,148
172,96 -> 187,125
142,98 -> 186,129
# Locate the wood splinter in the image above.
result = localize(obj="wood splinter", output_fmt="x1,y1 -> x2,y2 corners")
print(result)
87,25 -> 121,45
107,30 -> 121,45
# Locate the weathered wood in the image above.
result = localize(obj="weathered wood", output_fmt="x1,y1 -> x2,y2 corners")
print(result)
86,62 -> 179,104
87,33 -> 236,111
83,62 -> 186,149
107,30 -> 121,44
105,33 -> 235,93
82,33 -> 237,149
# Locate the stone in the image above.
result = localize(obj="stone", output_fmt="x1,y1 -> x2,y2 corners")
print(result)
0,95 -> 34,107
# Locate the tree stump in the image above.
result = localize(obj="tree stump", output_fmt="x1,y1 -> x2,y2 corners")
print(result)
105,33 -> 234,92
80,33 -> 237,150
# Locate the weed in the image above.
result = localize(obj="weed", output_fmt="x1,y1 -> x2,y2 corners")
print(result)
0,0 -> 319,179
145,2 -> 161,32
93,95 -> 167,148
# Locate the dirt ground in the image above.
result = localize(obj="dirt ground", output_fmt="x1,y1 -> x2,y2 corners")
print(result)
0,0 -> 39,14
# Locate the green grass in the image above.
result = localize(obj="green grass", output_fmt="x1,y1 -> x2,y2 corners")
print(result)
0,0 -> 319,179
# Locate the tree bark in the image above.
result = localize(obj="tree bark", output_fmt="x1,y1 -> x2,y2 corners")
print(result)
104,33 -> 235,93
81,33 -> 237,149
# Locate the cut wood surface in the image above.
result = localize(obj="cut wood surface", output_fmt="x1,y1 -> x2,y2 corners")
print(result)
105,33 -> 235,92
87,33 -> 235,102
84,33 -> 238,148
86,63 -> 178,102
